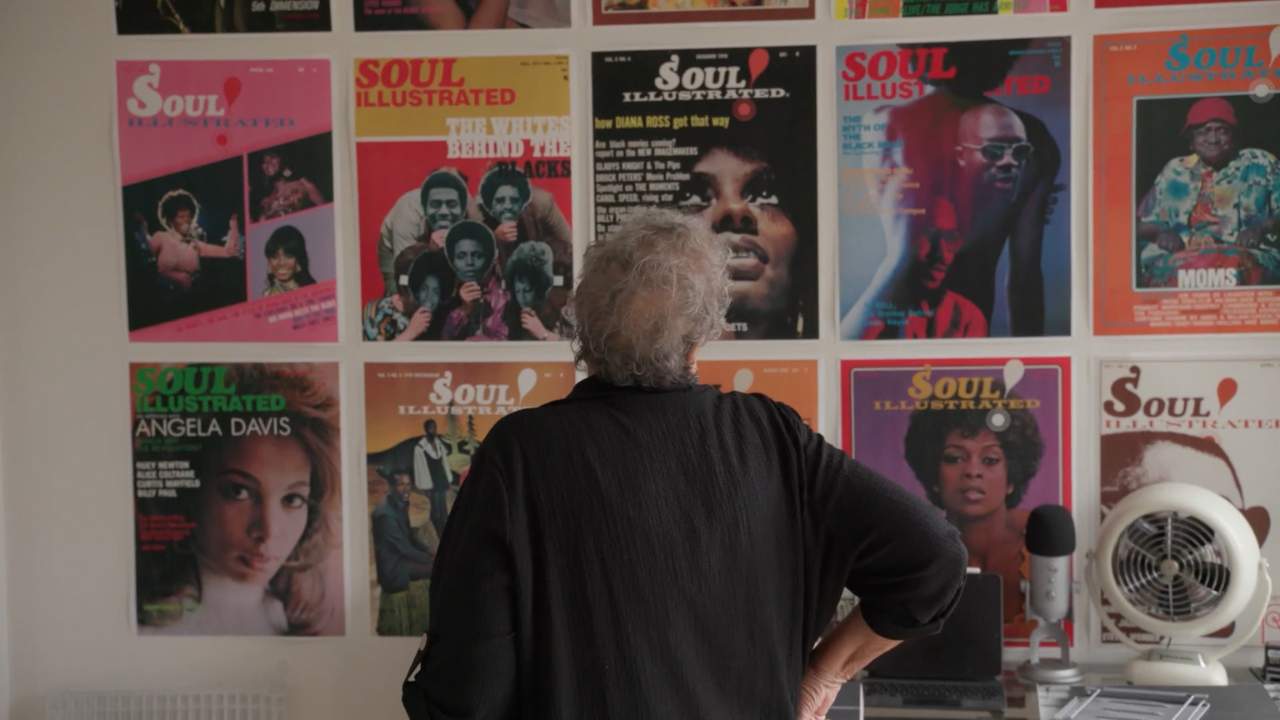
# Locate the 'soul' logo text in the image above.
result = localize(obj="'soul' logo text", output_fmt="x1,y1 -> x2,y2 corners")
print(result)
127,63 -> 227,119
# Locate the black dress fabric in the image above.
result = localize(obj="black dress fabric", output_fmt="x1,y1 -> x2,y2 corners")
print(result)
415,376 -> 967,719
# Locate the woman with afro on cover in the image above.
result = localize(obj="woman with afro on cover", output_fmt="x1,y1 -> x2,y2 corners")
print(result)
903,383 -> 1044,636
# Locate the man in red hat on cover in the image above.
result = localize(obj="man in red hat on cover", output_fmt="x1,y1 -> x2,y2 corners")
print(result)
1136,96 -> 1280,288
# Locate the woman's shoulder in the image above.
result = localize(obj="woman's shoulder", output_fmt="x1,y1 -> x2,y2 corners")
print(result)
706,389 -> 815,443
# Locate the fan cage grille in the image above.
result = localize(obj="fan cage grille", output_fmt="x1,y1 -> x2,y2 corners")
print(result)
1111,510 -> 1232,623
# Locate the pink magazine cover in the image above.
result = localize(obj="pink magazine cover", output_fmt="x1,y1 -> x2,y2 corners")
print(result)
117,59 -> 336,342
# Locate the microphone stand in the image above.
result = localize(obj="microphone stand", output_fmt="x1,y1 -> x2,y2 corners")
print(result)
1017,579 -> 1084,685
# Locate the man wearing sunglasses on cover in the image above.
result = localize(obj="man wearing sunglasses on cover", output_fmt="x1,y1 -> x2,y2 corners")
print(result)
948,103 -> 1047,335
839,41 -> 1061,341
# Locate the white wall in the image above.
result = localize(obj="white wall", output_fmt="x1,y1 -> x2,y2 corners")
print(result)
1,8 -> 26,717
3,0 -> 1280,718
0,372 -> 11,720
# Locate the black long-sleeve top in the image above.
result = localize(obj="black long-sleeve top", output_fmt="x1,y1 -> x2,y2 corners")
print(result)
414,376 -> 967,718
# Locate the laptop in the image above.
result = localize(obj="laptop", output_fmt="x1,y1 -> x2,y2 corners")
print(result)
856,571 -> 1006,714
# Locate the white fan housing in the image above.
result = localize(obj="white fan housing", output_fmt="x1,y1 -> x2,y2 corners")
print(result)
1087,482 -> 1272,686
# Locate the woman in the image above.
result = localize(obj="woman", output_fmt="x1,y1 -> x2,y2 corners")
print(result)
674,122 -> 817,339
262,225 -> 317,297
501,241 -> 563,341
137,364 -> 341,635
256,149 -> 324,221
363,245 -> 455,342
407,209 -> 965,719
903,385 -> 1043,634
441,221 -> 507,341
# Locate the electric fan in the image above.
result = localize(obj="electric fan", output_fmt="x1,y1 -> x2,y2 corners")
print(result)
1086,482 -> 1272,686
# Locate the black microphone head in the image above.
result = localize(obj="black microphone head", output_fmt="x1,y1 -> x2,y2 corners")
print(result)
1026,504 -> 1075,556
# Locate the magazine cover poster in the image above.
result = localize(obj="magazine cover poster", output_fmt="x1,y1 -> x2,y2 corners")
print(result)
115,0 -> 331,33
118,60 -> 337,342
1094,26 -> 1280,335
355,0 -> 569,29
594,0 -> 812,25
592,46 -> 818,340
364,362 -> 575,635
131,362 -> 343,636
697,360 -> 817,429
355,55 -> 572,342
841,357 -> 1071,644
1097,0 -> 1269,7
835,0 -> 1065,19
837,38 -> 1071,340
1099,359 -> 1279,646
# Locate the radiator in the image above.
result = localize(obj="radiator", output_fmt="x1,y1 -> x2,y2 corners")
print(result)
47,690 -> 286,720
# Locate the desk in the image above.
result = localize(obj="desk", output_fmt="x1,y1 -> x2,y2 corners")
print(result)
1029,668 -> 1279,720
833,665 -> 1280,719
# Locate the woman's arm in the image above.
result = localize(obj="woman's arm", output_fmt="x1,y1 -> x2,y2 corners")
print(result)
796,606 -> 901,720
196,214 -> 240,257
299,177 -> 324,207
417,446 -> 517,716
790,403 -> 968,641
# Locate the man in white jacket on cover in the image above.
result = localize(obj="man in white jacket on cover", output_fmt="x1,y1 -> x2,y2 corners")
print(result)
413,420 -> 454,542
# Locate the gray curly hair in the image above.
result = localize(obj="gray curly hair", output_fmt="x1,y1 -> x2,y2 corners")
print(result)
570,208 -> 730,388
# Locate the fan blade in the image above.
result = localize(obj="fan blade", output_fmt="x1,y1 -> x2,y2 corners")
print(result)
1170,534 -> 1223,565
1170,523 -> 1217,561
1116,563 -> 1161,595
1182,562 -> 1231,595
1124,538 -> 1164,565
1124,515 -> 1165,545
1120,571 -> 1171,612
1143,576 -> 1191,620
1178,515 -> 1216,542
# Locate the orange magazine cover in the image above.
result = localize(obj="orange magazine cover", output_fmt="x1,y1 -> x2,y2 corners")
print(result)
1093,26 -> 1280,335
697,360 -> 818,429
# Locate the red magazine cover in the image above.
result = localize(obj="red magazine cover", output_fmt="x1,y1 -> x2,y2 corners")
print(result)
355,55 -> 572,342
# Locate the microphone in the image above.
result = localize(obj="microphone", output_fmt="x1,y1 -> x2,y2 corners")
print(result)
1017,505 -> 1083,685
1028,504 -> 1074,624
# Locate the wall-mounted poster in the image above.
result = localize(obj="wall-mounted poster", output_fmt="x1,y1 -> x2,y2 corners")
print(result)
354,0 -> 568,30
697,360 -> 817,429
837,38 -> 1071,340
115,0 -> 331,33
364,362 -> 575,635
1099,359 -> 1279,646
592,47 -> 818,340
835,0 -> 1064,18
842,357 -> 1071,644
593,0 -> 812,25
117,60 -> 337,342
131,362 -> 344,636
1098,0 -> 1269,6
1094,26 -> 1280,335
355,55 -> 572,342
